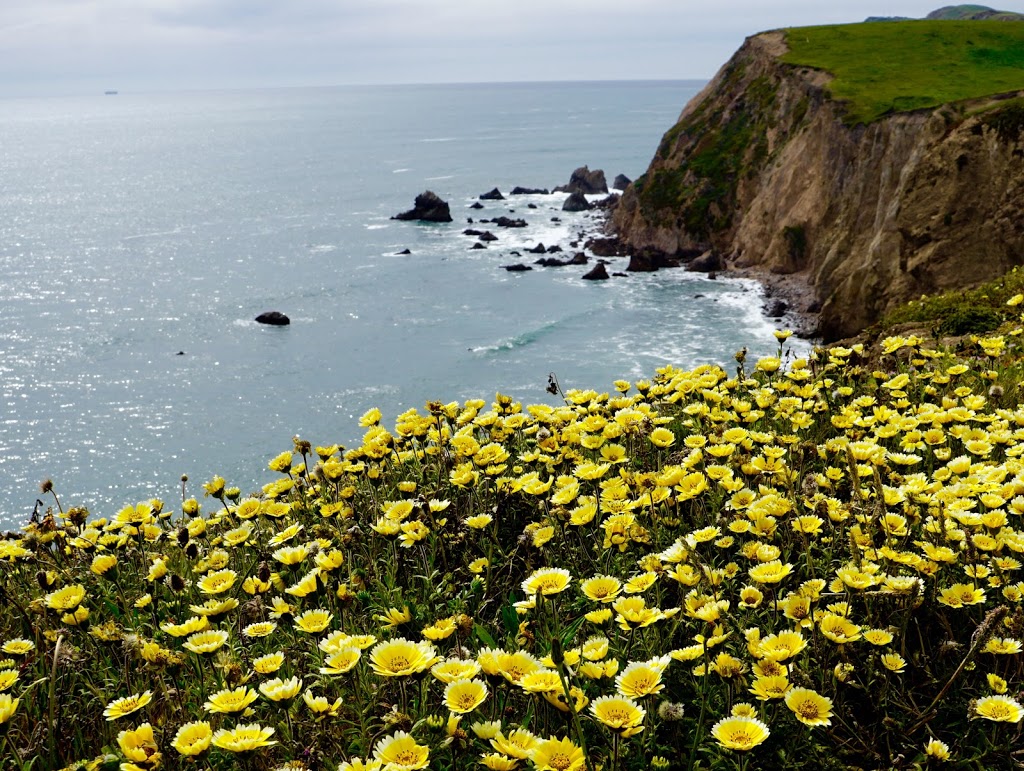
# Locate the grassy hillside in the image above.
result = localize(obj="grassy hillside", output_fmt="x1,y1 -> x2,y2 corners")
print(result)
781,20 -> 1024,124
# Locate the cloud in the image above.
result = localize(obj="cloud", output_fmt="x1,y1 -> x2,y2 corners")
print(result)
0,1 -> 961,93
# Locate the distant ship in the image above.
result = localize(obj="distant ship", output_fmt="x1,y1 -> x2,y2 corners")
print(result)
104,90 -> 118,95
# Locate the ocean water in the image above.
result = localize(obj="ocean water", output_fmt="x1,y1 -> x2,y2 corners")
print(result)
0,81 -> 806,527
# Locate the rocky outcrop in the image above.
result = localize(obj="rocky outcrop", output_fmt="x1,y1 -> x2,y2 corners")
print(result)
613,31 -> 1024,340
555,166 -> 608,195
582,263 -> 610,280
511,186 -> 550,195
393,191 -> 453,223
613,174 -> 632,191
480,188 -> 505,200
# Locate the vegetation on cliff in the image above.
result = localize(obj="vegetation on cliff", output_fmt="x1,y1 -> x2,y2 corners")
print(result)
781,20 -> 1024,124
3,317 -> 1024,769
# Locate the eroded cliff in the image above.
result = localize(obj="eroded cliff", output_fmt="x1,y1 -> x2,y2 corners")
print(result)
613,31 -> 1024,340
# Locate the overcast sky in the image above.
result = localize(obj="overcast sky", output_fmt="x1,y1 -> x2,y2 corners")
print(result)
0,1 -> 1011,95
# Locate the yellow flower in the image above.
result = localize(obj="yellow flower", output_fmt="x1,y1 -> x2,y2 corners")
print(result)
480,753 -> 519,770
711,715 -> 770,751
649,428 -> 676,448
444,678 -> 488,713
466,514 -> 493,529
756,630 -> 806,662
259,676 -> 302,701
590,695 -> 646,736
431,659 -> 482,683
294,609 -> 333,633
212,723 -> 277,752
243,621 -> 277,639
615,658 -> 668,698
45,584 -> 86,611
612,596 -> 663,630
183,629 -> 229,655
253,651 -> 285,674
172,721 -> 213,756
372,730 -> 430,770
90,554 -> 118,576
321,647 -> 362,675
204,686 -> 258,714
0,671 -> 19,692
983,637 -> 1022,654
521,567 -> 572,597
750,675 -> 791,701
339,758 -> 383,771
0,693 -> 21,725
369,638 -> 438,677
103,691 -> 153,721
375,606 -> 412,629
988,673 -> 1008,694
520,670 -> 563,694
117,722 -> 160,766
421,617 -> 458,641
585,608 -> 613,625
862,629 -> 894,646
580,575 -> 622,603
973,695 -> 1024,722
924,737 -> 951,761
785,687 -> 833,727
197,569 -> 237,595
303,689 -> 343,717
268,451 -> 294,473
881,653 -> 906,673
938,583 -> 986,608
191,597 -> 239,617
490,728 -> 540,759
529,736 -> 585,771
748,560 -> 793,584
818,614 -> 862,644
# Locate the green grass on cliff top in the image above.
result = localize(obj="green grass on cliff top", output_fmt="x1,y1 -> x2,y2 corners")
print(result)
780,20 -> 1024,124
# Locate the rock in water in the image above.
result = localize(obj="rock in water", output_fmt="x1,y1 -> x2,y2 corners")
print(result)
503,263 -> 533,272
688,251 -> 724,272
582,263 -> 610,280
562,191 -> 592,212
256,311 -> 290,326
479,188 -> 505,200
555,166 -> 608,194
510,186 -> 550,195
392,191 -> 453,223
612,174 -> 632,191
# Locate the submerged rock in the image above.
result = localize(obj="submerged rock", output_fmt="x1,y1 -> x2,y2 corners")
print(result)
492,216 -> 528,228
392,191 -> 453,223
256,311 -> 290,326
510,186 -> 550,195
503,263 -> 533,272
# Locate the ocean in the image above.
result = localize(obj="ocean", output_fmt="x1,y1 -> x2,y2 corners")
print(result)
0,81 -> 807,528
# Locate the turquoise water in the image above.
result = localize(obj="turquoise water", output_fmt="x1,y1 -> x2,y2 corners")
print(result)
0,82 -> 805,526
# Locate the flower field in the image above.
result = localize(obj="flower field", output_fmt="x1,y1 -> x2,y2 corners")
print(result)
2,328 -> 1024,771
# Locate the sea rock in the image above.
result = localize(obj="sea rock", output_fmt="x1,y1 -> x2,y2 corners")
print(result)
479,231 -> 498,242
503,263 -> 533,272
463,229 -> 483,236
688,251 -> 724,272
581,263 -> 610,280
471,242 -> 487,250
592,194 -> 620,210
255,311 -> 290,326
612,272 -> 629,277
527,243 -> 547,254
469,202 -> 484,210
527,203 -> 537,209
511,186 -> 550,195
612,174 -> 632,191
546,245 -> 563,253
480,188 -> 505,200
492,216 -> 528,228
535,252 -> 589,268
554,166 -> 609,195
392,191 -> 453,223
562,191 -> 592,212
395,248 -> 412,255
586,236 -> 626,257
766,299 -> 788,318
626,249 -> 682,272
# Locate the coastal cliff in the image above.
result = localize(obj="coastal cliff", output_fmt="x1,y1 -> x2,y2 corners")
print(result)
613,26 -> 1024,340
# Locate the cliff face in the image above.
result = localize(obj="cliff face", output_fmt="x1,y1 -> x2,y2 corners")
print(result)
613,32 -> 1024,340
